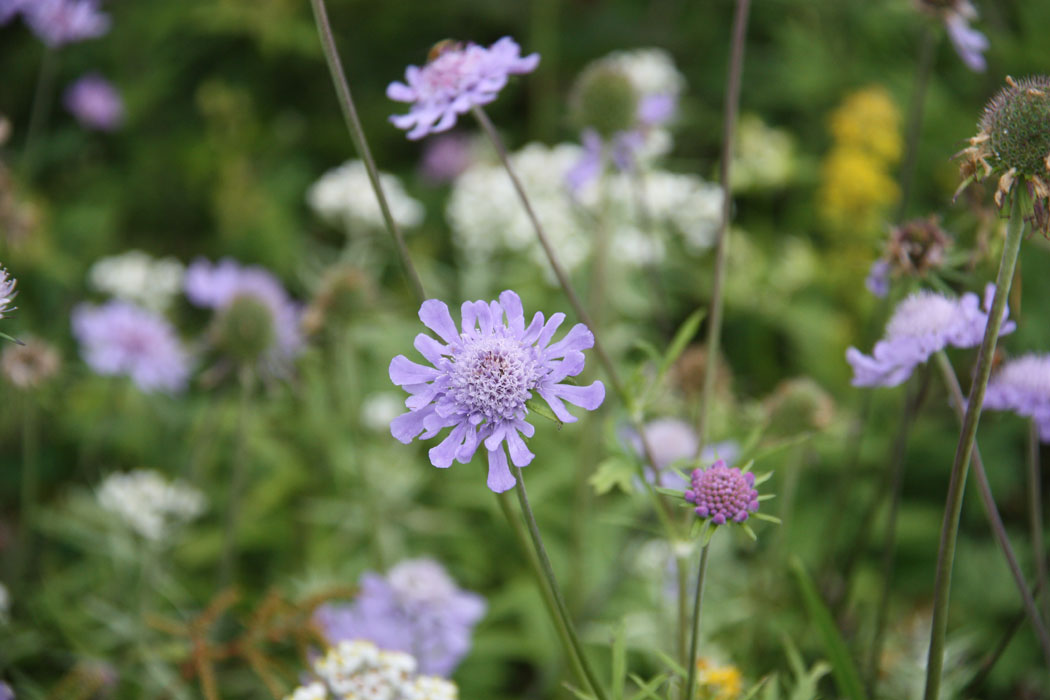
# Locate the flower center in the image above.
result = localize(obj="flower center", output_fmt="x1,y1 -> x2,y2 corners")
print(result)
423,50 -> 482,95
886,293 -> 959,339
448,336 -> 541,422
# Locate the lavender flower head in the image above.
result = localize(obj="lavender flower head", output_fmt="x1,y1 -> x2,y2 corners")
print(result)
865,259 -> 891,298
64,74 -> 124,131
387,37 -> 539,140
684,459 -> 760,525
0,267 -> 16,320
184,258 -> 302,368
846,284 -> 1014,388
419,132 -> 474,185
628,418 -> 739,490
72,301 -> 190,393
389,290 -> 605,492
314,558 -> 486,677
984,355 -> 1050,441
21,0 -> 110,47
942,1 -> 988,72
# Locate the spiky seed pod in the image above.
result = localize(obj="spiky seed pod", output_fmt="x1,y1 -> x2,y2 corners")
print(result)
212,294 -> 276,364
570,64 -> 639,139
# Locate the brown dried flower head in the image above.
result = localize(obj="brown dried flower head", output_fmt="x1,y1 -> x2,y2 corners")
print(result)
2,337 -> 61,390
886,216 -> 953,277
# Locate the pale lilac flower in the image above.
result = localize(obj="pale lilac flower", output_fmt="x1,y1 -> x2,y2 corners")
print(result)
314,559 -> 486,677
865,259 -> 891,298
419,132 -> 474,184
0,0 -> 26,25
71,301 -> 190,393
0,681 -> 12,700
944,3 -> 988,72
64,74 -> 124,131
627,418 -> 740,489
387,37 -> 539,140
684,459 -> 760,525
21,0 -> 110,47
0,267 -> 17,320
184,258 -> 302,366
846,284 -> 1014,388
984,355 -> 1050,441
389,290 -> 605,492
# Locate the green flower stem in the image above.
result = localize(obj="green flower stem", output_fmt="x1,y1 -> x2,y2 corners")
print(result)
694,0 -> 751,452
308,0 -> 426,303
513,466 -> 609,700
964,578 -> 1045,696
1029,420 -> 1049,624
495,490 -> 590,693
219,366 -> 254,587
16,393 -> 39,584
676,555 -> 689,682
683,542 -> 712,700
934,350 -> 1050,667
922,189 -> 1027,700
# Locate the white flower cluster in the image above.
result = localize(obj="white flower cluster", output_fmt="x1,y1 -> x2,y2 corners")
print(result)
97,470 -> 205,542
448,142 -> 722,275
732,114 -> 797,192
603,47 -> 685,100
88,250 -> 184,312
308,161 -> 424,234
285,640 -> 457,700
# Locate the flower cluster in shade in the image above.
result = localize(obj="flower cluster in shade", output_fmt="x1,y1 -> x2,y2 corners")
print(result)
685,459 -> 760,525
447,142 -> 721,279
566,48 -> 684,192
984,355 -> 1050,442
919,0 -> 988,72
314,558 -> 485,677
184,258 -> 303,368
387,37 -> 538,140
97,469 -> 205,542
284,640 -> 457,700
307,160 -> 424,234
846,284 -> 1014,388
0,267 -> 16,320
72,301 -> 191,393
389,291 -> 605,493
89,250 -> 184,312
627,417 -> 739,490
64,73 -> 124,131
1,0 -> 110,47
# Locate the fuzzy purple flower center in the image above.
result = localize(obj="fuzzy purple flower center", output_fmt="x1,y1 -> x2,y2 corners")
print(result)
449,336 -> 542,422
684,461 -> 759,525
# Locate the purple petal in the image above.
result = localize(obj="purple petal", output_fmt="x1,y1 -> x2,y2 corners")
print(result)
391,408 -> 432,444
499,290 -> 525,335
419,299 -> 461,344
504,427 -> 535,467
414,333 -> 448,365
535,312 -> 566,349
390,355 -> 439,386
386,81 -> 416,102
945,14 -> 988,72
551,381 -> 605,411
486,446 -> 516,493
545,323 -> 595,358
429,422 -> 470,468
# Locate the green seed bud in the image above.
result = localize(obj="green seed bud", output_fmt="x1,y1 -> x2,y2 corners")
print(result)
570,65 -> 639,138
980,75 -> 1050,177
213,294 -> 275,364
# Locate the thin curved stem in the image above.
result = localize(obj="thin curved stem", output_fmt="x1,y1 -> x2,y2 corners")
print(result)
695,0 -> 751,453
964,579 -> 1045,696
219,366 -> 254,587
922,191 -> 1028,700
308,0 -> 426,302
934,351 -> 1050,668
683,542 -> 711,700
514,466 -> 609,700
1029,420 -> 1049,624
16,393 -> 39,584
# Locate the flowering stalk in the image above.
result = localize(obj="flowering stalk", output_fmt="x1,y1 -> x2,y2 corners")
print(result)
695,0 -> 751,452
513,466 -> 609,700
923,194 -> 1027,700
683,541 -> 711,700
219,366 -> 254,586
1029,420 -> 1049,624
307,0 -> 425,302
934,350 -> 1050,666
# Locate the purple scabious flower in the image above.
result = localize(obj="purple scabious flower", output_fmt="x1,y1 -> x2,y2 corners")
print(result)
71,301 -> 190,393
64,74 -> 124,131
943,2 -> 988,72
865,259 -> 891,298
389,290 -> 605,493
184,258 -> 303,367
0,267 -> 17,320
314,558 -> 486,677
21,0 -> 109,47
684,459 -> 759,525
984,354 -> 1050,441
387,37 -> 539,140
419,132 -> 474,185
627,418 -> 740,490
846,284 -> 1014,388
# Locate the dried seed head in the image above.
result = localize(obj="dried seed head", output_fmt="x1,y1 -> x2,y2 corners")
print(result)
980,76 -> 1050,178
886,216 -> 953,276
212,294 -> 275,364
570,64 -> 639,139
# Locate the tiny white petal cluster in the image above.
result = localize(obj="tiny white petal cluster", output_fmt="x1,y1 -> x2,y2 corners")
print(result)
97,470 -> 205,542
603,48 -> 685,101
285,640 -> 457,700
732,114 -> 797,191
88,250 -> 185,312
308,161 -> 424,234
360,392 -> 408,433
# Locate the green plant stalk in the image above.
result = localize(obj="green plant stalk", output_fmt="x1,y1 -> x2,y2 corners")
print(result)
694,0 -> 751,452
495,491 -> 589,692
683,542 -> 711,700
923,193 -> 1026,700
676,556 -> 689,681
17,393 -> 39,583
308,0 -> 426,302
1029,420 -> 1049,624
964,579 -> 1045,695
514,466 -> 609,700
219,366 -> 254,587
21,47 -> 58,178
933,351 -> 1050,666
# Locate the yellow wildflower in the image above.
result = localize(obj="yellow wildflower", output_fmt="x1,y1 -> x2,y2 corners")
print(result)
696,658 -> 743,700
828,86 -> 902,164
818,147 -> 900,231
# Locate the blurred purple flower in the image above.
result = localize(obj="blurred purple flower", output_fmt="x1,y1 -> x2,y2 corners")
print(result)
984,354 -> 1050,442
638,93 -> 677,127
685,459 -> 759,525
944,5 -> 988,72
389,290 -> 605,493
0,267 -> 17,320
184,258 -> 302,366
314,558 -> 486,677
565,128 -> 648,194
846,284 -> 1014,388
387,37 -> 538,140
0,0 -> 26,25
627,417 -> 740,490
64,73 -> 124,131
22,0 -> 109,47
419,132 -> 473,184
865,259 -> 890,298
71,301 -> 190,393
0,681 -> 12,700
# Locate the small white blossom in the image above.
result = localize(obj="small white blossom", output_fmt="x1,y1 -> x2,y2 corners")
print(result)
97,470 -> 204,542
361,392 -> 407,433
732,114 -> 797,192
88,250 -> 184,312
308,161 -> 424,234
603,48 -> 685,101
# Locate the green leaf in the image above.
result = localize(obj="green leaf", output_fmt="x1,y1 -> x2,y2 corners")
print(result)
612,619 -> 627,700
590,457 -> 637,495
789,557 -> 866,700
741,676 -> 774,700
627,673 -> 669,700
0,331 -> 23,344
526,396 -> 563,429
654,649 -> 687,679
658,307 -> 705,381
